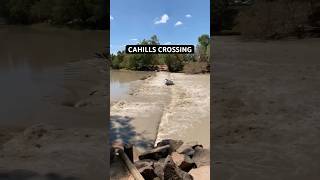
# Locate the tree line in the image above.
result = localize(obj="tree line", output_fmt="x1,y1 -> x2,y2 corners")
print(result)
0,0 -> 107,29
111,35 -> 210,73
212,0 -> 320,39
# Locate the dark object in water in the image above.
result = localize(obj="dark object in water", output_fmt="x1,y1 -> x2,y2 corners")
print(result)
89,90 -> 98,96
165,79 -> 174,86
94,52 -> 109,59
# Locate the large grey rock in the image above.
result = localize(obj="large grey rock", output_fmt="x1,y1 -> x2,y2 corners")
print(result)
139,166 -> 158,180
176,142 -> 203,158
156,139 -> 183,153
172,152 -> 196,172
139,145 -> 171,160
135,160 -> 158,180
154,162 -> 164,179
177,145 -> 195,157
163,155 -> 193,180
192,147 -> 210,167
189,166 -> 210,180
135,159 -> 154,169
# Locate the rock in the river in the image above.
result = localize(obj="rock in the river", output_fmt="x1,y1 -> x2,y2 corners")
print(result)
154,162 -> 164,179
163,155 -> 193,180
177,146 -> 195,157
135,160 -> 157,180
189,166 -> 210,180
139,166 -> 158,180
172,152 -> 196,172
139,145 -> 171,161
135,159 -> 154,169
156,139 -> 183,153
176,142 -> 202,157
192,146 -> 210,167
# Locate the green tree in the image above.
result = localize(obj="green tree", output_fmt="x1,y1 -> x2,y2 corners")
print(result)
111,51 -> 125,69
198,34 -> 210,50
0,0 -> 107,29
31,0 -> 54,21
212,0 -> 237,34
149,35 -> 160,45
0,0 -> 10,18
6,0 -> 37,24
163,54 -> 184,72
196,34 -> 210,62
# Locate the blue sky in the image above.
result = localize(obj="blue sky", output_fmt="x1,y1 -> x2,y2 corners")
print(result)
110,0 -> 210,54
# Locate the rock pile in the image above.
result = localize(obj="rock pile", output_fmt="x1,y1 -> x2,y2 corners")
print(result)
134,139 -> 210,180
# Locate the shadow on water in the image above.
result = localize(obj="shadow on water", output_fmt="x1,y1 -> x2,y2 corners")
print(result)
0,170 -> 79,180
110,115 -> 154,150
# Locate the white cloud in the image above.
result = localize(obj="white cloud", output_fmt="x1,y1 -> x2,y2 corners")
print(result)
164,42 -> 172,45
185,14 -> 192,18
130,38 -> 138,41
154,14 -> 169,24
110,15 -> 114,20
174,21 -> 183,26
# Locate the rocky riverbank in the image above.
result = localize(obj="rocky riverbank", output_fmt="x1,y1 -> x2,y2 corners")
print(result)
134,139 -> 210,180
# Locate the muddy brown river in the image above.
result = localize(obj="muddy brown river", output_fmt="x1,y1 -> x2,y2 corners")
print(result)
0,25 -> 154,129
111,70 -> 153,102
0,25 -> 107,128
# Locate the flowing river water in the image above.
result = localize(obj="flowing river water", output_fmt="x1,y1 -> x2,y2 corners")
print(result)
0,25 -> 109,128
0,25 -> 152,129
110,70 -> 153,102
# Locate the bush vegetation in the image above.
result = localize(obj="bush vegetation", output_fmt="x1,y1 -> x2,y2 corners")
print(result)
235,0 -> 313,39
111,35 -> 210,73
0,0 -> 107,29
212,0 -> 320,39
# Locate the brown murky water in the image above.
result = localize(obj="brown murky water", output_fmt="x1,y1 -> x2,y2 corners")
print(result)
111,70 -> 153,102
0,25 -> 107,128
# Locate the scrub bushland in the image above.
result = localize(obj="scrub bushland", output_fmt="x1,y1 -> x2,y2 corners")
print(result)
111,35 -> 210,73
0,0 -> 107,29
212,0 -> 320,39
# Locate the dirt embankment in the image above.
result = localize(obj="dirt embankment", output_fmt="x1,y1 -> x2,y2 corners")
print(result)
0,124 -> 108,180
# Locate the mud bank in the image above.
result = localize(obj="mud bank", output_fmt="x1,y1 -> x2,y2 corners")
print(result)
0,124 -> 108,180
